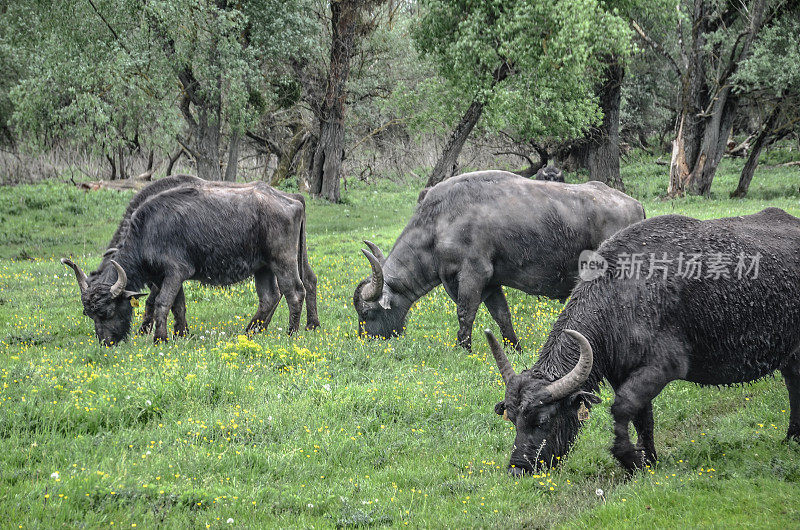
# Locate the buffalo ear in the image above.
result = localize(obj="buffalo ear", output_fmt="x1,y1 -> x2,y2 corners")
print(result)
570,391 -> 601,409
124,291 -> 147,300
494,401 -> 506,416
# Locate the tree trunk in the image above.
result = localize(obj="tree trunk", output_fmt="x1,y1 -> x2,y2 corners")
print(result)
731,106 -> 780,198
166,146 -> 183,176
427,63 -> 511,187
310,0 -> 360,203
106,154 -> 117,180
297,133 -> 316,193
687,87 -> 736,195
271,127 -> 310,187
427,100 -> 484,186
668,0 -> 767,197
223,131 -> 240,182
117,146 -> 127,180
585,59 -> 625,191
193,107 -> 222,181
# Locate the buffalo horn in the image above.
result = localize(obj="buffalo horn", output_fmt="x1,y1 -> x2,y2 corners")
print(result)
544,329 -> 593,401
485,329 -> 516,384
363,240 -> 385,264
360,249 -> 384,301
109,260 -> 128,298
61,258 -> 88,293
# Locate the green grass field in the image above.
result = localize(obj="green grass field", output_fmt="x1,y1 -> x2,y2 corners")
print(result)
1,159 -> 799,528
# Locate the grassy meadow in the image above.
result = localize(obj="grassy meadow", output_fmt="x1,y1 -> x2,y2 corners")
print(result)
1,158 -> 799,528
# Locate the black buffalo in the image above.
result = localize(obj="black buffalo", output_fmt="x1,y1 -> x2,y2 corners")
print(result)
62,179 -> 320,345
88,175 -> 204,336
353,170 -> 645,350
487,207 -> 800,475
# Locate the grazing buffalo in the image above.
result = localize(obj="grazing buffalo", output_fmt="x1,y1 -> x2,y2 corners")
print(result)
486,207 -> 800,475
534,166 -> 564,182
90,174 -> 205,336
62,179 -> 320,345
353,170 -> 645,350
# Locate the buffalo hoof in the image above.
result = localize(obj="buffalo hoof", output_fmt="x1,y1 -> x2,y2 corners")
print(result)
612,446 -> 648,473
153,333 -> 169,344
784,426 -> 800,443
633,443 -> 658,465
246,320 -> 266,334
173,325 -> 188,338
305,320 -> 321,331
508,466 -> 527,477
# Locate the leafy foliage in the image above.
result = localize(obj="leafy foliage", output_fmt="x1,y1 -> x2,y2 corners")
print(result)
413,0 -> 632,140
5,0 -> 313,157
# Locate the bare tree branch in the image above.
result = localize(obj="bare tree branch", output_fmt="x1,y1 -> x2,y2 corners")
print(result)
632,20 -> 682,76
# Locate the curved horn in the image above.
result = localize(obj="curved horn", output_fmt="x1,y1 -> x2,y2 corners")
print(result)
363,240 -> 385,264
61,258 -> 88,293
102,247 -> 119,259
109,260 -> 128,298
360,249 -> 384,302
544,329 -> 593,401
485,329 -> 516,384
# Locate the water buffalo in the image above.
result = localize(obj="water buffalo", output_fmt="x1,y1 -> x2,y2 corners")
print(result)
89,175 -> 319,337
89,174 -> 204,336
353,170 -> 645,350
62,179 -> 320,345
486,207 -> 800,474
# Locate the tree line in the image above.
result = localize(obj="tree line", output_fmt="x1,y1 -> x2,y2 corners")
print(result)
0,0 -> 797,200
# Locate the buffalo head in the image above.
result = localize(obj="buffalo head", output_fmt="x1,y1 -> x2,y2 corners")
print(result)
62,258 -> 145,346
353,241 -> 408,339
486,329 -> 600,475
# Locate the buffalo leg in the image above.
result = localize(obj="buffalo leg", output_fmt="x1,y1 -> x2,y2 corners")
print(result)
139,289 -> 158,335
273,260 -> 305,335
453,270 -> 489,351
610,367 -> 670,472
632,402 -> 657,463
139,285 -> 187,336
483,286 -> 521,352
301,256 -> 320,330
171,287 -> 188,337
247,269 -> 282,333
781,360 -> 800,441
152,275 -> 184,343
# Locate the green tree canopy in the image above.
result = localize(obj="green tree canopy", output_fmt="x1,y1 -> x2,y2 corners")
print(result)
6,0 -> 313,179
413,0 -> 632,141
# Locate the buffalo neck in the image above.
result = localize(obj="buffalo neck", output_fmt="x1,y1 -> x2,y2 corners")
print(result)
382,236 -> 439,305
96,249 -> 147,293
531,302 -> 607,394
